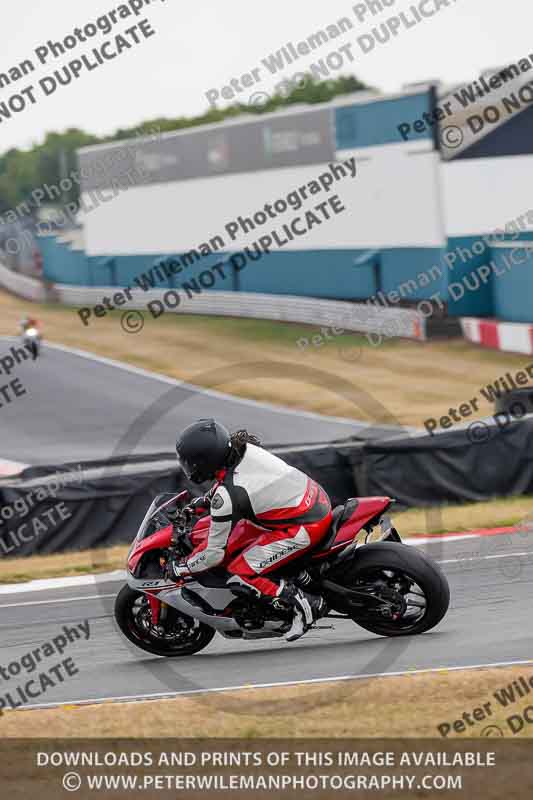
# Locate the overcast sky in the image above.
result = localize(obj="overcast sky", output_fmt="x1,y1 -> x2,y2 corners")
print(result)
0,0 -> 531,153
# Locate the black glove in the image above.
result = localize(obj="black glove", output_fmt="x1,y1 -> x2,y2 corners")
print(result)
167,554 -> 191,581
185,495 -> 210,517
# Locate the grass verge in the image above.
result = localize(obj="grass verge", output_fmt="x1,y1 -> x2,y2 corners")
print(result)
1,288 -> 531,428
2,665 -> 533,737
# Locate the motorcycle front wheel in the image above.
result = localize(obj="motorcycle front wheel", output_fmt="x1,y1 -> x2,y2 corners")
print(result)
114,585 -> 215,656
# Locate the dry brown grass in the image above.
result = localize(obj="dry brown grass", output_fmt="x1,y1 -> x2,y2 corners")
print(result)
0,288 -> 529,428
395,494 -> 533,535
2,665 -> 533,738
0,544 -> 129,583
1,289 -> 532,579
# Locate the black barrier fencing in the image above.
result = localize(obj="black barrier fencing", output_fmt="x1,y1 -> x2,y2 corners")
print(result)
1,416 -> 532,557
0,444 -> 362,558
359,415 -> 533,507
0,455 -> 186,558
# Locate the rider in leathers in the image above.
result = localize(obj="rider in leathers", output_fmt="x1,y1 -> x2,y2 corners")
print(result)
170,419 -> 332,641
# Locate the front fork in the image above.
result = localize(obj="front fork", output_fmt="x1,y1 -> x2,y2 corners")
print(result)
146,595 -> 172,629
146,594 -> 161,625
133,553 -> 176,627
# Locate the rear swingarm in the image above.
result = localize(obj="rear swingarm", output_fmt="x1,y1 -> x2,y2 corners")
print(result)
321,578 -> 401,610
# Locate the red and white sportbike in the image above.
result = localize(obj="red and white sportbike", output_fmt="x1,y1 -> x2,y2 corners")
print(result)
115,491 -> 450,656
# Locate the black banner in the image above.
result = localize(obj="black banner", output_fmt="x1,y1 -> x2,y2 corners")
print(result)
1,417 -> 531,558
0,443 -> 359,558
78,108 -> 335,192
359,417 -> 533,507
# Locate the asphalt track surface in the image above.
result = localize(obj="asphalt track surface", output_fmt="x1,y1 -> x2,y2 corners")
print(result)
0,339 -> 405,465
1,337 -> 530,715
2,532 -> 532,711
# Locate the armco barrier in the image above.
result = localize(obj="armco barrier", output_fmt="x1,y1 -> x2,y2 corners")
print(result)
0,262 -> 47,302
0,260 -> 427,341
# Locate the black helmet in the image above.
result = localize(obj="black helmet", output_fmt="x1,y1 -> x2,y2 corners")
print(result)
176,419 -> 231,484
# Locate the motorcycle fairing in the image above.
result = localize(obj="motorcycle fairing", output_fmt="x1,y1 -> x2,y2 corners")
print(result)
127,495 -> 396,575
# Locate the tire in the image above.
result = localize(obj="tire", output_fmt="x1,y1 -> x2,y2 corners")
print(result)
114,585 -> 215,657
326,542 -> 450,637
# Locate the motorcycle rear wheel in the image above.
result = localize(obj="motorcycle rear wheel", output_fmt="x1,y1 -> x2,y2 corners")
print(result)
114,585 -> 215,656
327,542 -> 450,637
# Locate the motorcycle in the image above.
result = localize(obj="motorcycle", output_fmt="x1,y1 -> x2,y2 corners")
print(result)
115,491 -> 450,657
22,327 -> 41,359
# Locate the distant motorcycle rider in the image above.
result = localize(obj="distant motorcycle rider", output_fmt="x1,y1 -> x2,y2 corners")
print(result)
19,315 -> 41,360
20,315 -> 39,333
170,419 -> 332,641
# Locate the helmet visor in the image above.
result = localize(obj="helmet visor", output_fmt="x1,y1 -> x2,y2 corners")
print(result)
176,451 -> 193,480
176,452 -> 207,484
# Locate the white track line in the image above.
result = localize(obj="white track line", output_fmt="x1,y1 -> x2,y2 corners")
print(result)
408,534 -> 477,545
1,535 -> 531,597
9,659 -> 533,712
438,551 -> 533,565
0,461 -> 27,476
0,570 -> 126,595
0,593 -> 116,609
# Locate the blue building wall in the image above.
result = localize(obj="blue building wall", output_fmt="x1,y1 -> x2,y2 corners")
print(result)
41,231 -> 533,323
39,236 -> 91,286
490,242 -> 533,323
43,240 -> 449,301
444,236 -> 494,317
237,249 -> 376,298
379,248 -> 447,300
441,234 -> 533,320
335,92 -> 433,149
